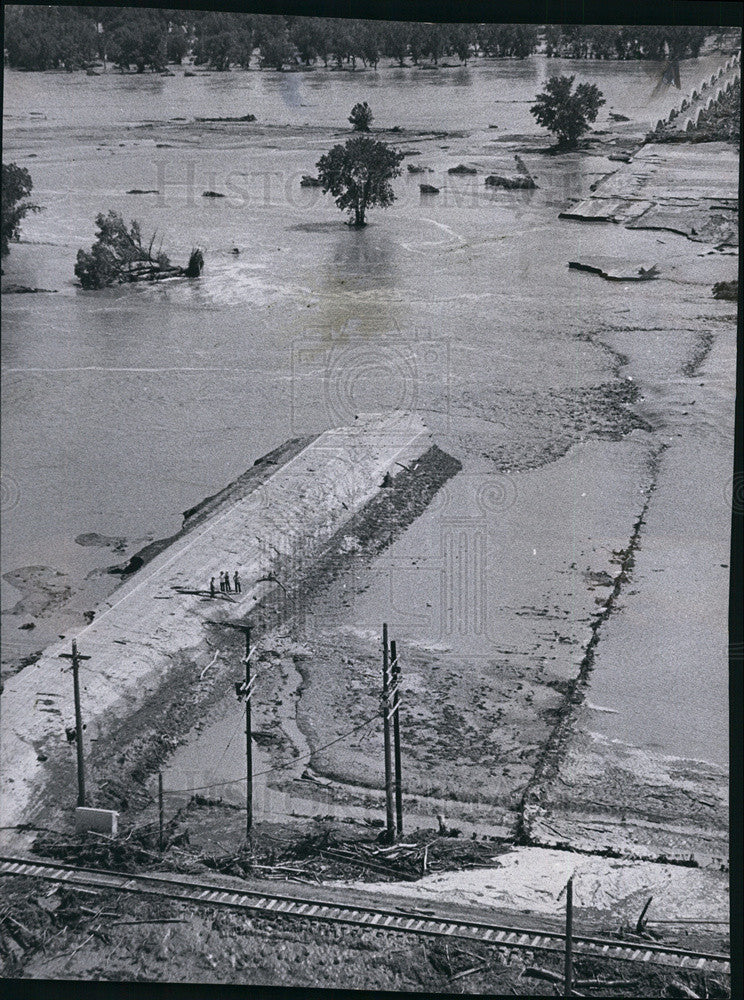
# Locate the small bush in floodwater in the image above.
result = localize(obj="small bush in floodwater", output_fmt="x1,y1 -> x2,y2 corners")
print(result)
349,101 -> 374,131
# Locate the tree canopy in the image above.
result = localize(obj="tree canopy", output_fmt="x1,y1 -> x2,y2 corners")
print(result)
74,211 -> 169,289
108,11 -> 168,73
2,163 -> 41,259
349,102 -> 374,131
316,137 -> 404,226
4,5 -> 98,71
4,12 -> 722,74
74,211 -> 204,288
544,24 -> 709,60
530,75 -> 605,149
3,9 -> 542,73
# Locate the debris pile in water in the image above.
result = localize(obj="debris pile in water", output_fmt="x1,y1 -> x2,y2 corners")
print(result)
74,210 -> 203,289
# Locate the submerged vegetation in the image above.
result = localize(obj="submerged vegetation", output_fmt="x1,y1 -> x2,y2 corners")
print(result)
1,163 -> 41,260
3,9 -> 726,74
530,75 -> 605,149
349,101 -> 374,131
74,211 -> 203,289
316,134 -> 404,227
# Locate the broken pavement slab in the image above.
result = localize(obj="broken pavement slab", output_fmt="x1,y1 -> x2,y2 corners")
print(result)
591,143 -> 739,203
559,199 -> 653,223
559,142 -> 739,245
568,259 -> 660,282
626,203 -> 738,246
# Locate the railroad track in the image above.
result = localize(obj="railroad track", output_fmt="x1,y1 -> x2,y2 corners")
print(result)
0,856 -> 730,976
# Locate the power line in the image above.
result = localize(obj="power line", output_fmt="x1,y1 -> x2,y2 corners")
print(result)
162,713 -> 378,795
212,712 -> 248,774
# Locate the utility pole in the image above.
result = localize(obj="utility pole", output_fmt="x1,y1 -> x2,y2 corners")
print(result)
564,876 -> 574,997
242,625 -> 253,839
390,639 -> 403,838
158,771 -> 164,852
381,624 -> 395,841
206,619 -> 255,839
58,639 -> 90,807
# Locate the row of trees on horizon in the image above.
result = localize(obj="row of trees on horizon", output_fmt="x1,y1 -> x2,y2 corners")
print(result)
4,8 -> 725,74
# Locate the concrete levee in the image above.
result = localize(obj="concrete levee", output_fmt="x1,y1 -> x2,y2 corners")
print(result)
0,412 -> 433,836
664,50 -> 741,132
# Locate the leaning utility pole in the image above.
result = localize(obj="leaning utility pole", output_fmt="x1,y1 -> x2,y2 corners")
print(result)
381,623 -> 395,841
206,619 -> 255,839
58,639 -> 90,807
390,639 -> 403,838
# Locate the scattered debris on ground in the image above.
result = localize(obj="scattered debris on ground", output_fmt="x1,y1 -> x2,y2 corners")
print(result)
29,811 -> 507,886
196,823 -> 504,884
0,871 -> 730,995
194,114 -> 256,123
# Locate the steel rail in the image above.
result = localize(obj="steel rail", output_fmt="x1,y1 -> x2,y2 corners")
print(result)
0,856 -> 730,976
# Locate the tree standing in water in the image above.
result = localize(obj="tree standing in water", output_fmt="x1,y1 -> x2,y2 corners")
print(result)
530,75 -> 605,149
2,163 -> 40,261
349,101 -> 374,131
316,136 -> 404,227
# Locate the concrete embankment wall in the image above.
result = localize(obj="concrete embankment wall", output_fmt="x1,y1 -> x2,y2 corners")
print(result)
655,50 -> 741,132
0,412 -> 432,837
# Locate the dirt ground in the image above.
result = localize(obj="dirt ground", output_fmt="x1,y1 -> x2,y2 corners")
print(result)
0,854 -> 730,996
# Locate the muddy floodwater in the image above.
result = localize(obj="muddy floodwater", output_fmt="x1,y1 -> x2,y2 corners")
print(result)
1,52 -> 735,811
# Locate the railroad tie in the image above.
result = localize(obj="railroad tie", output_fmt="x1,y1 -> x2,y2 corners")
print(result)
0,857 -> 730,977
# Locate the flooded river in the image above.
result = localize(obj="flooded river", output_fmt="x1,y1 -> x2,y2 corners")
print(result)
1,53 -> 715,131
1,52 -> 734,778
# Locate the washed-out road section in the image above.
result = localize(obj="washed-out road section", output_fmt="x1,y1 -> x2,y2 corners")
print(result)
0,411 -> 432,842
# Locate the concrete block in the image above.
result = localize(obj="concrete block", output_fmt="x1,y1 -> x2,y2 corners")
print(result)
75,806 -> 118,836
